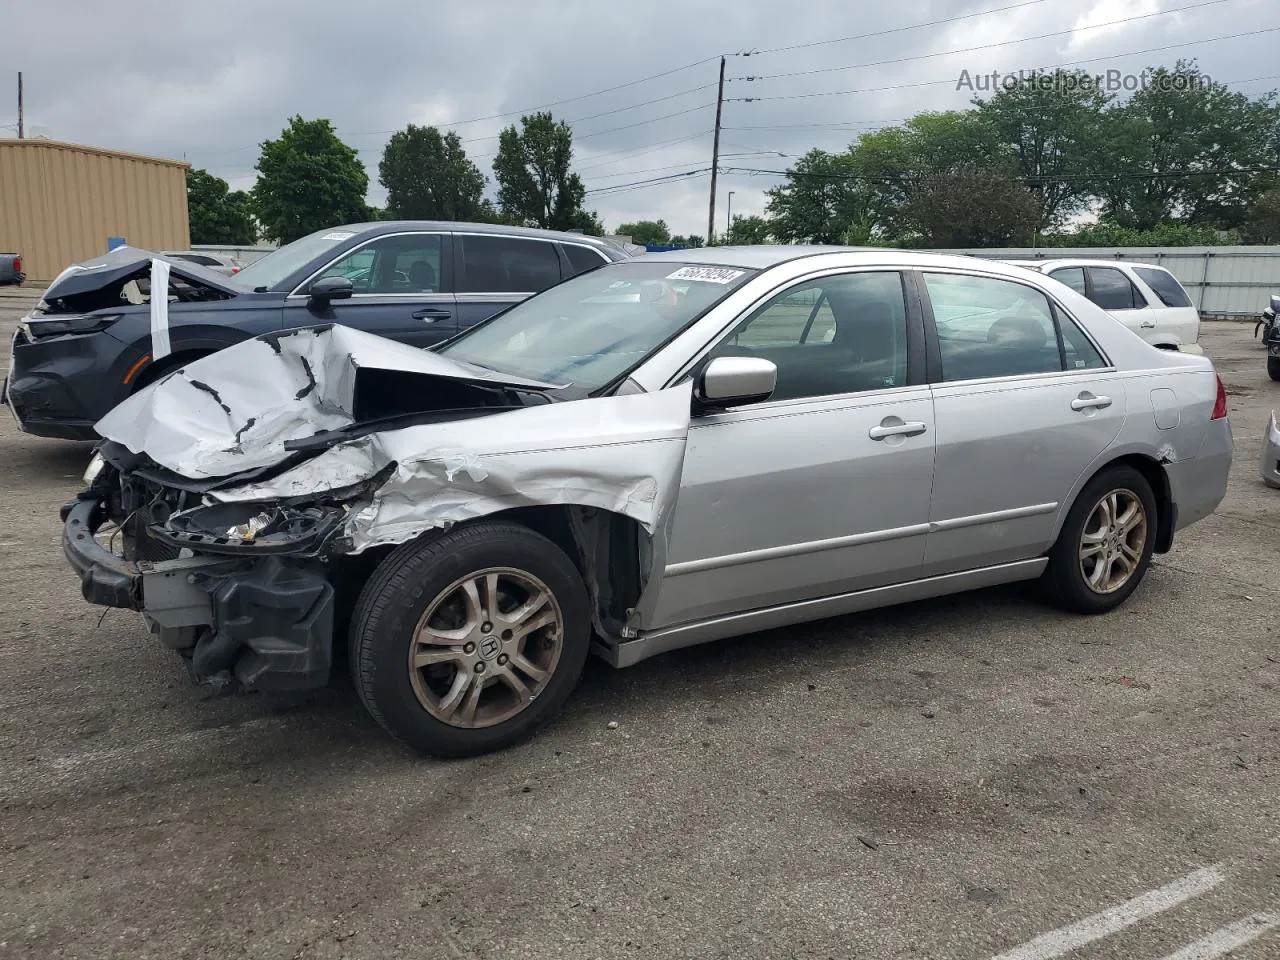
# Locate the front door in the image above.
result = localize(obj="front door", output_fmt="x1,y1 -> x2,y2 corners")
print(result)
921,270 -> 1128,577
650,269 -> 937,629
284,232 -> 456,347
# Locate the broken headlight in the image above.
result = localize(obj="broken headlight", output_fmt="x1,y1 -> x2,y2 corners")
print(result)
21,314 -> 121,339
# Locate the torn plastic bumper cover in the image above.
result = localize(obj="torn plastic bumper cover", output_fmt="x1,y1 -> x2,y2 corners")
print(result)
63,495 -> 336,691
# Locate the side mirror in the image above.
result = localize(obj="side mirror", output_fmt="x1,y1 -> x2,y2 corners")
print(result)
694,356 -> 777,409
308,275 -> 353,310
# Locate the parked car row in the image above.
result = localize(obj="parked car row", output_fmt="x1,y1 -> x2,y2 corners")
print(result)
60,245 -> 1232,758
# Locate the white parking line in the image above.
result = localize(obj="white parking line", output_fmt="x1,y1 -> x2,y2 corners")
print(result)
1158,912 -> 1280,960
990,865 -> 1226,960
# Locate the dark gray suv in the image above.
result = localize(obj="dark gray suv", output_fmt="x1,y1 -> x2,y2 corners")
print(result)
4,222 -> 629,440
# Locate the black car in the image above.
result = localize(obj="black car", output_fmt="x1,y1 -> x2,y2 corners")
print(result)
4,222 -> 630,440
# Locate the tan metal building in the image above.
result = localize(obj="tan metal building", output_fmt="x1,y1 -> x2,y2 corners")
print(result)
0,139 -> 190,281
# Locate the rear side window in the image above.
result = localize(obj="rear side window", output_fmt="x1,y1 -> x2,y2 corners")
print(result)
563,243 -> 609,276
1087,267 -> 1147,310
925,273 -> 1062,381
1055,310 -> 1109,370
1048,266 -> 1086,295
458,236 -> 562,294
1133,266 -> 1194,308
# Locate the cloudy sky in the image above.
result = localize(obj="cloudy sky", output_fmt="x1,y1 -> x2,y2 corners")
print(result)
4,0 -> 1278,239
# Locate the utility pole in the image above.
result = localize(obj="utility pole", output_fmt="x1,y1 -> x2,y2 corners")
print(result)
706,56 -> 725,246
726,191 -> 735,234
17,72 -> 24,139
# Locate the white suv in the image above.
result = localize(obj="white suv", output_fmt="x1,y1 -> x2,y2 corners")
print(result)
1005,259 -> 1202,354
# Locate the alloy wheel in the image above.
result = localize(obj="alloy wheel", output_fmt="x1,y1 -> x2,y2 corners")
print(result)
1078,489 -> 1149,595
408,567 -> 564,729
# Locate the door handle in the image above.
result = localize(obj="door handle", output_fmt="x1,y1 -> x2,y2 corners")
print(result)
1139,320 -> 1156,329
1071,393 -> 1112,411
412,308 -> 451,322
868,420 -> 927,440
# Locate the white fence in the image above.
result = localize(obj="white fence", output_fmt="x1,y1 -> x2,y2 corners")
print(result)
936,246 -> 1280,318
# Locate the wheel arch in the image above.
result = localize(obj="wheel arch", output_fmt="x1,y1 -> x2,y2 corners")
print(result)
1056,452 -> 1175,555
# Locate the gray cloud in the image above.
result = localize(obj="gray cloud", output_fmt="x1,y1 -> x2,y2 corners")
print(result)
4,0 -> 1276,237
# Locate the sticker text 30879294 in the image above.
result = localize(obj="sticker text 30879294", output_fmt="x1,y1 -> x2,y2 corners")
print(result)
664,266 -> 746,285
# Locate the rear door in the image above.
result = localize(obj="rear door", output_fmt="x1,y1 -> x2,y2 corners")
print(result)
920,270 -> 1127,577
1131,265 -> 1200,347
1081,265 -> 1166,346
452,233 -> 565,331
283,231 -> 456,347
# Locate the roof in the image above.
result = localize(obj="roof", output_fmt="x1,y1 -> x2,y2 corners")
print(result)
0,138 -> 189,169
635,244 -> 1042,276
338,221 -> 621,247
1010,257 -> 1176,271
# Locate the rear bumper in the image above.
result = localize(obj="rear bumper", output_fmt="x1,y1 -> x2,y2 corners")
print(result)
1166,417 -> 1233,531
63,497 -> 336,692
1177,343 -> 1205,356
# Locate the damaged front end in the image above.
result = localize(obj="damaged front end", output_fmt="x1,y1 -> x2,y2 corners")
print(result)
63,442 -> 390,692
64,324 -> 692,693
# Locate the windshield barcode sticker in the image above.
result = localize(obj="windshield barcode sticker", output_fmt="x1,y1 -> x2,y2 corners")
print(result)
665,266 -> 745,284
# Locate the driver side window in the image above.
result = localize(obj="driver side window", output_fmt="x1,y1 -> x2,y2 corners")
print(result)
313,234 -> 444,294
708,271 -> 909,402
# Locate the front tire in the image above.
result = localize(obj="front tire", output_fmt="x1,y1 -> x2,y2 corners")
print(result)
349,521 -> 591,758
1268,356 -> 1280,382
1042,465 -> 1157,614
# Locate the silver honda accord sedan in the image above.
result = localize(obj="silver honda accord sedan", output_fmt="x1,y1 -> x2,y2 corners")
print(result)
65,246 -> 1232,757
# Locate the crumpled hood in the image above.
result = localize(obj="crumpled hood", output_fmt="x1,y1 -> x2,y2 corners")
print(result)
41,245 -> 242,301
95,323 -> 694,552
95,324 -> 565,478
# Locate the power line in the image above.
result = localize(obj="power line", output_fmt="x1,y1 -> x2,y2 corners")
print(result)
585,169 -> 712,197
738,0 -> 1054,57
735,0 -> 1235,85
729,25 -> 1280,102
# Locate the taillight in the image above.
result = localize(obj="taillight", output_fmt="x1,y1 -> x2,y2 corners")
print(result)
1211,375 -> 1228,420
13,255 -> 20,273
231,266 -> 240,273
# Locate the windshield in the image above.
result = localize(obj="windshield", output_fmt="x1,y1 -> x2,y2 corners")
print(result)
231,227 -> 361,292
438,260 -> 757,391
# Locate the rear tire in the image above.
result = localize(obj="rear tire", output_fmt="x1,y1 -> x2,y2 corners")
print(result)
349,521 -> 591,758
1268,357 -> 1280,382
1042,465 -> 1157,614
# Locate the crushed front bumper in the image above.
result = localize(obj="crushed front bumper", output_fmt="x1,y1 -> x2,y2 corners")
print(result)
62,496 -> 337,692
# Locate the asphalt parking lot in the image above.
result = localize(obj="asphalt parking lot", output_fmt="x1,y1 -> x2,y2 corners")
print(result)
1,290 -> 1278,960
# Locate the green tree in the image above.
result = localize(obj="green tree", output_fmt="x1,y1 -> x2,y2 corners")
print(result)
899,170 -> 1040,248
186,168 -> 256,245
378,124 -> 486,221
1096,61 -> 1280,230
971,70 -> 1114,231
765,149 -> 877,243
250,116 -> 370,243
724,214 -> 772,244
492,112 -> 596,231
1242,187 -> 1280,243
615,219 -> 671,246
668,234 -> 705,248
1040,221 -> 1233,247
